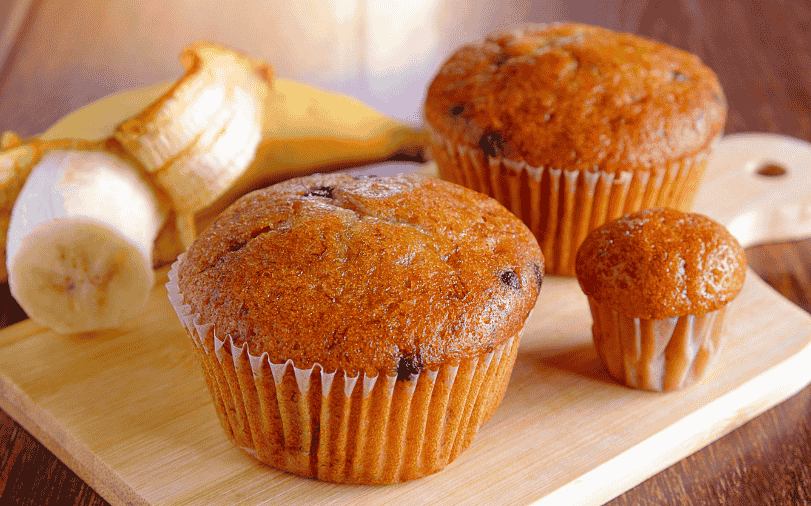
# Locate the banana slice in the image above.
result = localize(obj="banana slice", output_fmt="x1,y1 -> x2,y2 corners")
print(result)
114,41 -> 272,246
5,148 -> 167,334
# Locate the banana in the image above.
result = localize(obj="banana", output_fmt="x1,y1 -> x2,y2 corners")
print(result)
102,76 -> 425,228
37,49 -> 424,243
5,146 -> 167,334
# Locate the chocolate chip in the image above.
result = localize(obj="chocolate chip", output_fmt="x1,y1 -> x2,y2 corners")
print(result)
479,131 -> 504,158
227,225 -> 271,253
450,104 -> 465,116
396,351 -> 424,381
673,70 -> 688,82
250,225 -> 271,239
532,263 -> 543,290
305,186 -> 334,198
493,53 -> 510,68
500,269 -> 521,290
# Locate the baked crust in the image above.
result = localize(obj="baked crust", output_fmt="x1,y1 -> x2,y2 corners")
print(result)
424,22 -> 726,173
178,173 -> 544,376
575,207 -> 746,319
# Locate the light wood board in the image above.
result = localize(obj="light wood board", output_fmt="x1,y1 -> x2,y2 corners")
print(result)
0,265 -> 809,506
0,133 -> 809,505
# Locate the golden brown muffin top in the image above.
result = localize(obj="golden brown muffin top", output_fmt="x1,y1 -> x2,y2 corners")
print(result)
575,207 -> 746,319
424,23 -> 727,173
178,173 -> 544,377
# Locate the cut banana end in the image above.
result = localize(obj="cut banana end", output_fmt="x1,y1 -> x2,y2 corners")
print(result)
8,219 -> 153,334
6,148 -> 166,334
114,41 -> 272,247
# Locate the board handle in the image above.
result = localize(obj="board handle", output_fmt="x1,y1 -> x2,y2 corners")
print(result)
693,133 -> 811,248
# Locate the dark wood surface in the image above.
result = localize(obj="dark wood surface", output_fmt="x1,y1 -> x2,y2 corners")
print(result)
1,1 -> 810,504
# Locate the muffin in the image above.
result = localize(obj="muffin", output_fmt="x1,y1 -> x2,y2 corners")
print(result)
424,22 -> 727,276
166,173 -> 544,483
575,207 -> 746,391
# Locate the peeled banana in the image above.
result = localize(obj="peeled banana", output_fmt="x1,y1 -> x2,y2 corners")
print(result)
2,41 -> 424,335
5,146 -> 167,334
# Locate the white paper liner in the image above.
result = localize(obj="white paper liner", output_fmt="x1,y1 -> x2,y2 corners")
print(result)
426,125 -> 719,276
167,255 -> 523,483
586,297 -> 729,391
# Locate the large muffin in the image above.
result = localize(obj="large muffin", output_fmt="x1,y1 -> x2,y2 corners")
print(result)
575,207 -> 746,391
424,22 -> 727,275
167,172 -> 544,483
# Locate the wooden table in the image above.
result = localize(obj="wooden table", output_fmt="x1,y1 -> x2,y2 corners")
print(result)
1,1 -> 810,504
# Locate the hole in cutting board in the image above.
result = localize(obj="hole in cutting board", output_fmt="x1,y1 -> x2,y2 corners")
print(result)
755,162 -> 788,177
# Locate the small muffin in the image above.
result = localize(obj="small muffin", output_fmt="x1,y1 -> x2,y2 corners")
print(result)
424,22 -> 727,276
167,173 -> 544,483
575,207 -> 746,392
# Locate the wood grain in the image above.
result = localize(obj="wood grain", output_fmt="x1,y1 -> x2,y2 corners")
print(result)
0,1 -> 37,76
0,246 -> 805,506
0,260 -> 809,506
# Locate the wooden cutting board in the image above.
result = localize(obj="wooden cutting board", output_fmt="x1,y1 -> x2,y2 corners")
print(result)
0,133 -> 810,506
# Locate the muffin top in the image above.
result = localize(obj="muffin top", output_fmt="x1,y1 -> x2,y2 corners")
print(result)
575,207 -> 746,319
178,173 -> 544,377
424,23 -> 726,174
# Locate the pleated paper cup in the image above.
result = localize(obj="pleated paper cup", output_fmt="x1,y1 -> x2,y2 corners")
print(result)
586,297 -> 729,392
427,126 -> 719,276
166,255 -> 523,484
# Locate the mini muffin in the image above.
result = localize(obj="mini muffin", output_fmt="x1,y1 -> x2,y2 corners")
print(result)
575,207 -> 746,392
166,173 -> 543,483
424,22 -> 727,276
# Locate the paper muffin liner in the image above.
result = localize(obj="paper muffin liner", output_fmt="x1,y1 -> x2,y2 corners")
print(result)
586,297 -> 728,391
427,126 -> 718,276
166,255 -> 523,484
